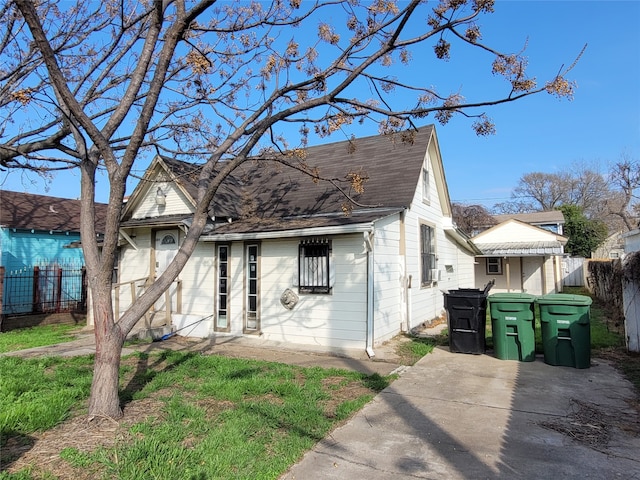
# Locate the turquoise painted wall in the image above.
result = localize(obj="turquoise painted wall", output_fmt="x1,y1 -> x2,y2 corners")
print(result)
1,228 -> 84,271
1,229 -> 85,315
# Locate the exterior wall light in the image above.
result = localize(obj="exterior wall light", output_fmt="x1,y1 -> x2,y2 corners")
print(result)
155,187 -> 166,206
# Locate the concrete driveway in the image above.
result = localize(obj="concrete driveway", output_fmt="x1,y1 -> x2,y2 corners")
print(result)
281,347 -> 640,479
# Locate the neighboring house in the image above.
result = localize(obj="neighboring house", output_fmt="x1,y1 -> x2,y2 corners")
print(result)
111,125 -> 479,353
0,190 -> 107,314
472,218 -> 568,296
592,231 -> 625,259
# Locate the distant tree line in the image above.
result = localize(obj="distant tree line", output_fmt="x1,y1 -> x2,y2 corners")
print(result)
452,155 -> 639,257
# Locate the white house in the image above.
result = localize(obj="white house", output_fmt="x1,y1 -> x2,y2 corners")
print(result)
110,125 -> 479,355
622,228 -> 640,352
472,219 -> 567,296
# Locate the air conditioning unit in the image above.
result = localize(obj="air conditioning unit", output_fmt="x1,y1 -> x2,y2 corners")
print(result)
431,269 -> 441,281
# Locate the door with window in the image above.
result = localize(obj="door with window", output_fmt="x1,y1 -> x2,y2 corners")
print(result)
154,229 -> 179,312
245,244 -> 260,332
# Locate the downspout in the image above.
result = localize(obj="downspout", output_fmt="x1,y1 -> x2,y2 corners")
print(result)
364,229 -> 375,358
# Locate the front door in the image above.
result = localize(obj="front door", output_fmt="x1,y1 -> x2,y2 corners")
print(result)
154,229 -> 179,312
522,256 -> 543,295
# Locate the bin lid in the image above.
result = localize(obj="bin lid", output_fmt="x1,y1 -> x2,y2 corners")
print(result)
488,293 -> 537,303
445,288 -> 485,297
535,293 -> 593,306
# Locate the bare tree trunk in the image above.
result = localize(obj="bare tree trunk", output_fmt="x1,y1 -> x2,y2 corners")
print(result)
87,287 -> 125,419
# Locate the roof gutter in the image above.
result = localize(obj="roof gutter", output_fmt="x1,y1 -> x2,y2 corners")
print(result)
201,223 -> 374,242
444,226 -> 482,255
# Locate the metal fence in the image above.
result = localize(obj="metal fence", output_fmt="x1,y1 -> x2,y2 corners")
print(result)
0,264 -> 87,316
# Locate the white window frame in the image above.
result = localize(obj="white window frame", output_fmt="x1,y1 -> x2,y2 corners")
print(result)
215,244 -> 230,332
486,257 -> 503,275
298,239 -> 331,294
422,166 -> 430,204
420,223 -> 436,286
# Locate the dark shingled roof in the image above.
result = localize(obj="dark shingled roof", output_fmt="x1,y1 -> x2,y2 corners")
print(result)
0,190 -> 108,234
146,126 -> 434,234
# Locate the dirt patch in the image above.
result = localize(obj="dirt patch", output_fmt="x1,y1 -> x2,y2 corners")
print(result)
321,377 -> 373,419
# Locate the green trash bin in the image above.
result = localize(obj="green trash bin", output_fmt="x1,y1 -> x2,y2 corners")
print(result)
488,293 -> 537,361
535,294 -> 592,369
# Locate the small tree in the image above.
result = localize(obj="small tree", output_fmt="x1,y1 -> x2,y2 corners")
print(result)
451,202 -> 495,236
560,204 -> 608,258
494,160 -> 639,233
1,0 -> 580,419
607,154 -> 640,230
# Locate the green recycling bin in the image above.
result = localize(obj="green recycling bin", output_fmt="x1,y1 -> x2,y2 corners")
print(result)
488,293 -> 537,361
535,294 -> 592,369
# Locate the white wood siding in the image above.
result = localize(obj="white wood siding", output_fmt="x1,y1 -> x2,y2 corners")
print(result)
474,222 -> 558,244
259,235 -> 368,349
179,242 -> 215,316
132,181 -> 194,219
372,214 -> 403,344
403,142 -> 475,327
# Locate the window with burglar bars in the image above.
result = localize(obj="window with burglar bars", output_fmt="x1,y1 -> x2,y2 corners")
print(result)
299,239 -> 331,294
420,223 -> 436,286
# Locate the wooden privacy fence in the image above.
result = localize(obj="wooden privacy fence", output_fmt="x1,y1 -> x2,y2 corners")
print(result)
586,259 -> 624,329
0,264 -> 87,317
562,256 -> 586,287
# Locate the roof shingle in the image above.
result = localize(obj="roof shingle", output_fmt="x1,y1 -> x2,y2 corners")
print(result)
0,190 -> 108,234
158,126 -> 434,230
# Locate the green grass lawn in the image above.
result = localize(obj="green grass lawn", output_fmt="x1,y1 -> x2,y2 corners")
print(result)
0,323 -> 84,353
0,350 -> 390,480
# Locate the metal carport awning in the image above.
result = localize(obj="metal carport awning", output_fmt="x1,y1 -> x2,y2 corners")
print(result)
475,241 -> 565,257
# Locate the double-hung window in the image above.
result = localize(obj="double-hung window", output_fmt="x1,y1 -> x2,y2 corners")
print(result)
420,223 -> 436,286
422,166 -> 430,203
486,257 -> 503,275
299,239 -> 331,294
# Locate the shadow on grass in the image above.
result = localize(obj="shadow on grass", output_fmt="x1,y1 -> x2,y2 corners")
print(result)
119,350 -> 200,406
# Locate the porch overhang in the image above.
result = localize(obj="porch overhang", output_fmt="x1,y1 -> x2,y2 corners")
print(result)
200,208 -> 403,242
475,241 -> 565,257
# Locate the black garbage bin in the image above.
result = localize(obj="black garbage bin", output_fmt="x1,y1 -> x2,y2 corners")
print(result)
444,283 -> 492,354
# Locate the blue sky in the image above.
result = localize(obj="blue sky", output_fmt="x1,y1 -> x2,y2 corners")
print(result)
1,1 -> 639,209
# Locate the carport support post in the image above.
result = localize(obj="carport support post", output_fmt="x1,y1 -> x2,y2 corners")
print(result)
505,257 -> 511,292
